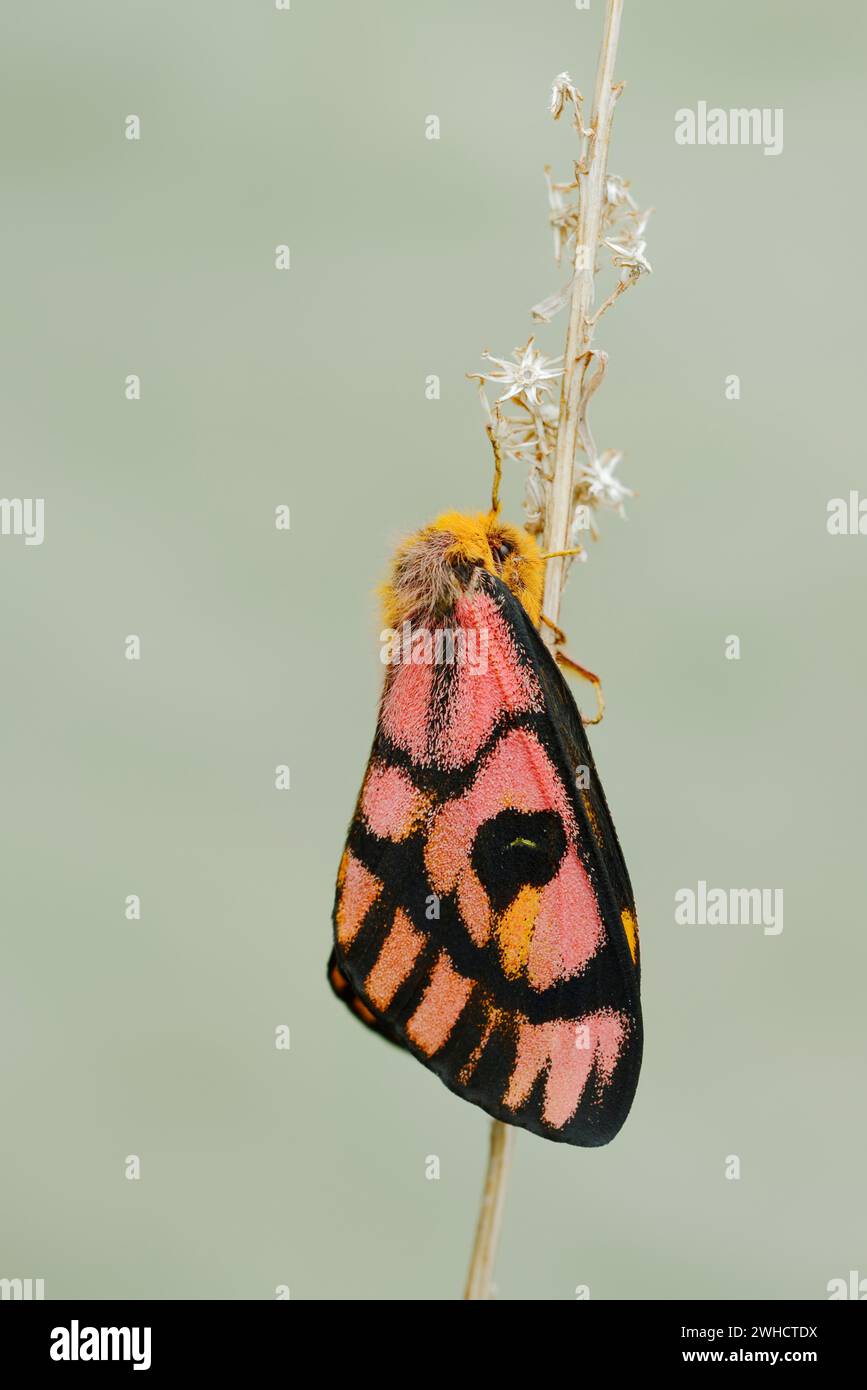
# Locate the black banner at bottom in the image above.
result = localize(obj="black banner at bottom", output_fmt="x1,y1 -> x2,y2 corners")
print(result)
2,1299 -> 862,1373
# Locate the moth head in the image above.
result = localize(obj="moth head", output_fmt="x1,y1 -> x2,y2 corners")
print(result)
381,511 -> 544,629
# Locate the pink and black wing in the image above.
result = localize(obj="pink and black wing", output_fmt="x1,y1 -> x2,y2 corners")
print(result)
330,571 -> 642,1146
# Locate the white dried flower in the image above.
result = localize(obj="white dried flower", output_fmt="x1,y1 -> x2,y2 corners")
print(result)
603,236 -> 652,277
468,74 -> 652,568
544,166 -> 581,265
605,174 -> 637,211
631,206 -> 653,240
478,338 -> 564,407
489,416 -> 527,462
523,467 -> 547,530
475,392 -> 537,466
512,399 -> 559,465
531,277 -> 575,324
578,449 -> 634,515
550,72 -> 583,121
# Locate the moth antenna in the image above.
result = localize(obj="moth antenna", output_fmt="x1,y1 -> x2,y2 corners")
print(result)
487,424 -> 503,515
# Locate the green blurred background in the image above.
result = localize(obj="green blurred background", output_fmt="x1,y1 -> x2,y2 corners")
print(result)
1,0 -> 864,1300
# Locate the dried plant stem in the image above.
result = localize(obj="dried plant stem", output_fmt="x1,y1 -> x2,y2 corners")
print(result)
463,1120 -> 514,1300
542,0 -> 624,630
464,0 -> 627,1303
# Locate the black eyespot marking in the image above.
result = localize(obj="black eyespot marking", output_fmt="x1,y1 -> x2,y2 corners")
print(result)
470,809 -> 567,914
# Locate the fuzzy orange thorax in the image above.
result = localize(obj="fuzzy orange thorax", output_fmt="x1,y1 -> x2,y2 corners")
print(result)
381,511 -> 544,630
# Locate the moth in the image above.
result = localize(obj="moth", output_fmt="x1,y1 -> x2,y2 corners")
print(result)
329,511 -> 642,1146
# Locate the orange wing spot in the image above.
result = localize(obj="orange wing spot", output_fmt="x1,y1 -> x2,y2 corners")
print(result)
330,962 -> 349,992
365,908 -> 425,1010
495,885 -> 540,979
335,851 -> 382,946
406,952 -> 473,1056
353,998 -> 378,1026
581,792 -> 603,847
621,907 -> 638,965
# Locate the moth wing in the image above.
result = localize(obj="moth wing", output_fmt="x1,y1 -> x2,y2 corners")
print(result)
331,573 -> 642,1146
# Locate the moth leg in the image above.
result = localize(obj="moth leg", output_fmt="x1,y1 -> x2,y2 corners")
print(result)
556,651 -> 605,726
540,612 -> 568,645
540,546 -> 585,561
540,612 -> 605,726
